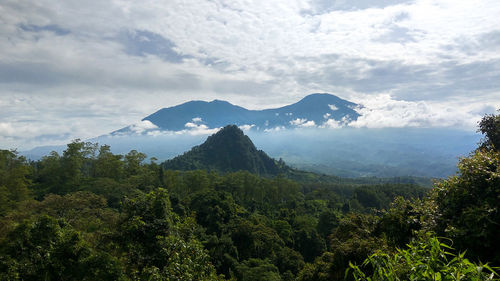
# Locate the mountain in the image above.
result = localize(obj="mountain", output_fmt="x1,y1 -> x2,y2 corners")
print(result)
113,93 -> 360,134
159,126 -> 433,185
162,125 -> 289,175
20,92 -> 481,179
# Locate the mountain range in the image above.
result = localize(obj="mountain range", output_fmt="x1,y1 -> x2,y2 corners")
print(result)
21,93 -> 480,179
114,93 -> 360,134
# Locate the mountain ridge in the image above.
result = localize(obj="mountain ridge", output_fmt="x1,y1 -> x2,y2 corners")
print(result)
114,93 -> 360,134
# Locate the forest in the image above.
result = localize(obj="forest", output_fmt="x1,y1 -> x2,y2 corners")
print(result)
0,113 -> 499,280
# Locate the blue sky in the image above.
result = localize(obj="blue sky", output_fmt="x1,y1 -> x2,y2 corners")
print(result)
1,0 -> 499,149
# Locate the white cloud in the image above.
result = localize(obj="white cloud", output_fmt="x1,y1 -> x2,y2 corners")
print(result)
321,119 -> 342,129
129,120 -> 158,134
0,0 -> 499,149
192,117 -> 203,122
264,126 -> 286,132
290,118 -> 316,127
178,123 -> 220,136
290,118 -> 307,126
239,124 -> 256,131
184,122 -> 198,128
348,94 -> 491,129
328,104 -> 338,111
323,113 -> 331,119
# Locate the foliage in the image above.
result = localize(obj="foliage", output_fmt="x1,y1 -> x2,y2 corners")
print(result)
348,235 -> 499,281
235,258 -> 281,281
0,150 -> 31,215
375,196 -> 437,248
433,148 -> 500,264
478,112 -> 500,151
0,215 -> 124,281
1,115 -> 499,280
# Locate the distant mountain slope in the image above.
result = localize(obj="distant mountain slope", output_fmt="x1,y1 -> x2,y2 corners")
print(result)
159,125 -> 433,185
162,125 -> 289,175
114,93 -> 360,134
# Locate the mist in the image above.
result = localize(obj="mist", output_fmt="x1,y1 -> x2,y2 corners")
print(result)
23,127 -> 480,178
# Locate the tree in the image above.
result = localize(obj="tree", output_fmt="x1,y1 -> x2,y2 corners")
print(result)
119,188 -> 175,271
433,148 -> 500,265
95,145 -> 124,180
118,188 -> 222,279
235,258 -> 281,281
189,190 -> 238,235
0,150 -> 31,215
327,213 -> 387,280
274,247 -> 305,277
0,215 -> 124,281
124,150 -> 146,177
296,252 -> 336,281
33,151 -> 62,197
138,236 -> 223,281
478,112 -> 500,151
229,219 -> 285,261
317,209 -> 340,237
375,197 -> 428,248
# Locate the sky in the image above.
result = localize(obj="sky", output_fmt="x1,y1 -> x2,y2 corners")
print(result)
1,0 -> 499,150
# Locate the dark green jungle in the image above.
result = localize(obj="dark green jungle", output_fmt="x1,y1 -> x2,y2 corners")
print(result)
0,113 -> 499,280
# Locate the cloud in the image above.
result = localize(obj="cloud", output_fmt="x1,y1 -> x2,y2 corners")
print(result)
321,119 -> 342,129
118,29 -> 190,63
178,123 -> 220,136
264,126 -> 286,132
290,118 -> 316,127
348,94 -> 488,129
239,124 -> 256,131
328,104 -> 338,111
19,24 -> 71,36
129,120 -> 158,134
0,0 -> 499,149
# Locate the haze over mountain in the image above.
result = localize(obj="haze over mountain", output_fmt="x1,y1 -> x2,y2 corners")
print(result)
114,93 -> 360,134
21,92 -> 481,179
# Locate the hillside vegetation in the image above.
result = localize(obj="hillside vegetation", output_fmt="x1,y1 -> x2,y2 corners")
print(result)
0,113 -> 498,280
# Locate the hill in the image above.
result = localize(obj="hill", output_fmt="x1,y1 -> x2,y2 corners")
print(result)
162,125 -> 289,175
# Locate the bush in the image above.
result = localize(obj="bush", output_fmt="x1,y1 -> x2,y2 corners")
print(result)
348,234 -> 499,281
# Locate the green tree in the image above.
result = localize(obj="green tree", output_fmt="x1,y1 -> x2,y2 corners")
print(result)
189,190 -> 239,235
375,197 -> 432,248
124,150 -> 146,177
138,236 -> 223,281
327,213 -> 387,280
235,258 -> 282,281
119,188 -> 222,279
478,112 -> 500,151
296,252 -> 336,281
95,145 -> 124,180
33,151 -> 62,197
433,148 -> 500,265
0,150 -> 31,215
119,188 -> 175,271
56,140 -> 97,194
317,209 -> 340,237
0,215 -> 124,281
